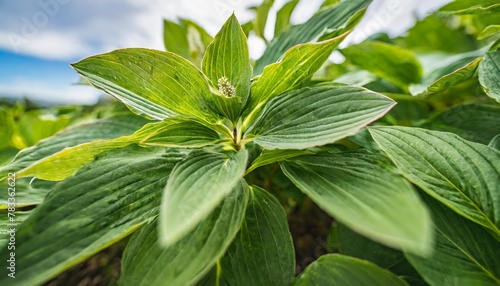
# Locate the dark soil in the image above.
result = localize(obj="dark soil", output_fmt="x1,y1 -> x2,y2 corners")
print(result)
44,242 -> 124,286
287,198 -> 334,275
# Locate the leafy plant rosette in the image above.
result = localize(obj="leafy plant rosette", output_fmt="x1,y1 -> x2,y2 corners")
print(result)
1,0 -> 499,285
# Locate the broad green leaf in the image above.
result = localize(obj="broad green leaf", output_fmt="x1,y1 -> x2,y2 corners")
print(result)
337,224 -> 426,286
254,0 -> 370,74
0,145 -> 186,286
423,104 -> 500,144
218,186 -> 295,285
0,114 -> 148,178
341,41 -> 422,91
274,0 -> 300,36
281,151 -> 433,254
246,149 -> 313,175
478,25 -> 500,39
140,118 -> 223,148
479,51 -> 500,102
489,134 -> 500,150
202,14 -> 252,119
163,19 -> 212,67
438,0 -> 500,15
0,210 -> 31,247
295,254 -> 409,286
72,48 -> 220,122
0,178 -> 54,208
411,57 -> 482,95
15,118 -> 175,181
406,194 -> 500,285
369,127 -> 500,240
254,0 -> 274,41
246,84 -> 395,150
160,150 -> 247,247
120,180 -> 249,286
246,34 -> 350,124
400,15 -> 476,53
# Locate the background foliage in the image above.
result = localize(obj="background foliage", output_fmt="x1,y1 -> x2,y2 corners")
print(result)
0,0 -> 499,285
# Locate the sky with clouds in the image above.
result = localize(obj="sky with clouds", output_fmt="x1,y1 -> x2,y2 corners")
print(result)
0,0 -> 450,105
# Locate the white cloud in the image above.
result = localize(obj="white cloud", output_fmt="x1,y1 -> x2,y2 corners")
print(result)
0,30 -> 93,60
0,0 -> 451,62
0,79 -> 102,105
0,0 -> 262,61
340,0 -> 451,47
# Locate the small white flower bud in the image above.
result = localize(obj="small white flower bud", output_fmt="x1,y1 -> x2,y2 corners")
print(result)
218,76 -> 236,98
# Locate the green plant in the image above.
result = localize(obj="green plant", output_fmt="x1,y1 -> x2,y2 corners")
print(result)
1,0 -> 499,285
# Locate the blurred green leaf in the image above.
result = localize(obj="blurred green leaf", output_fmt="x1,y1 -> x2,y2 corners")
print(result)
274,0 -> 300,36
410,57 -> 482,95
163,19 -> 212,67
438,0 -> 500,15
478,25 -> 500,39
400,15 -> 476,53
295,254 -> 409,286
163,19 -> 189,57
410,48 -> 485,95
17,111 -> 71,147
320,0 -> 340,9
254,0 -> 274,41
0,107 -> 14,150
341,41 -> 422,91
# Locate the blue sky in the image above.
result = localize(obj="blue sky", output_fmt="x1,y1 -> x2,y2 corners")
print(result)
0,0 -> 449,105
